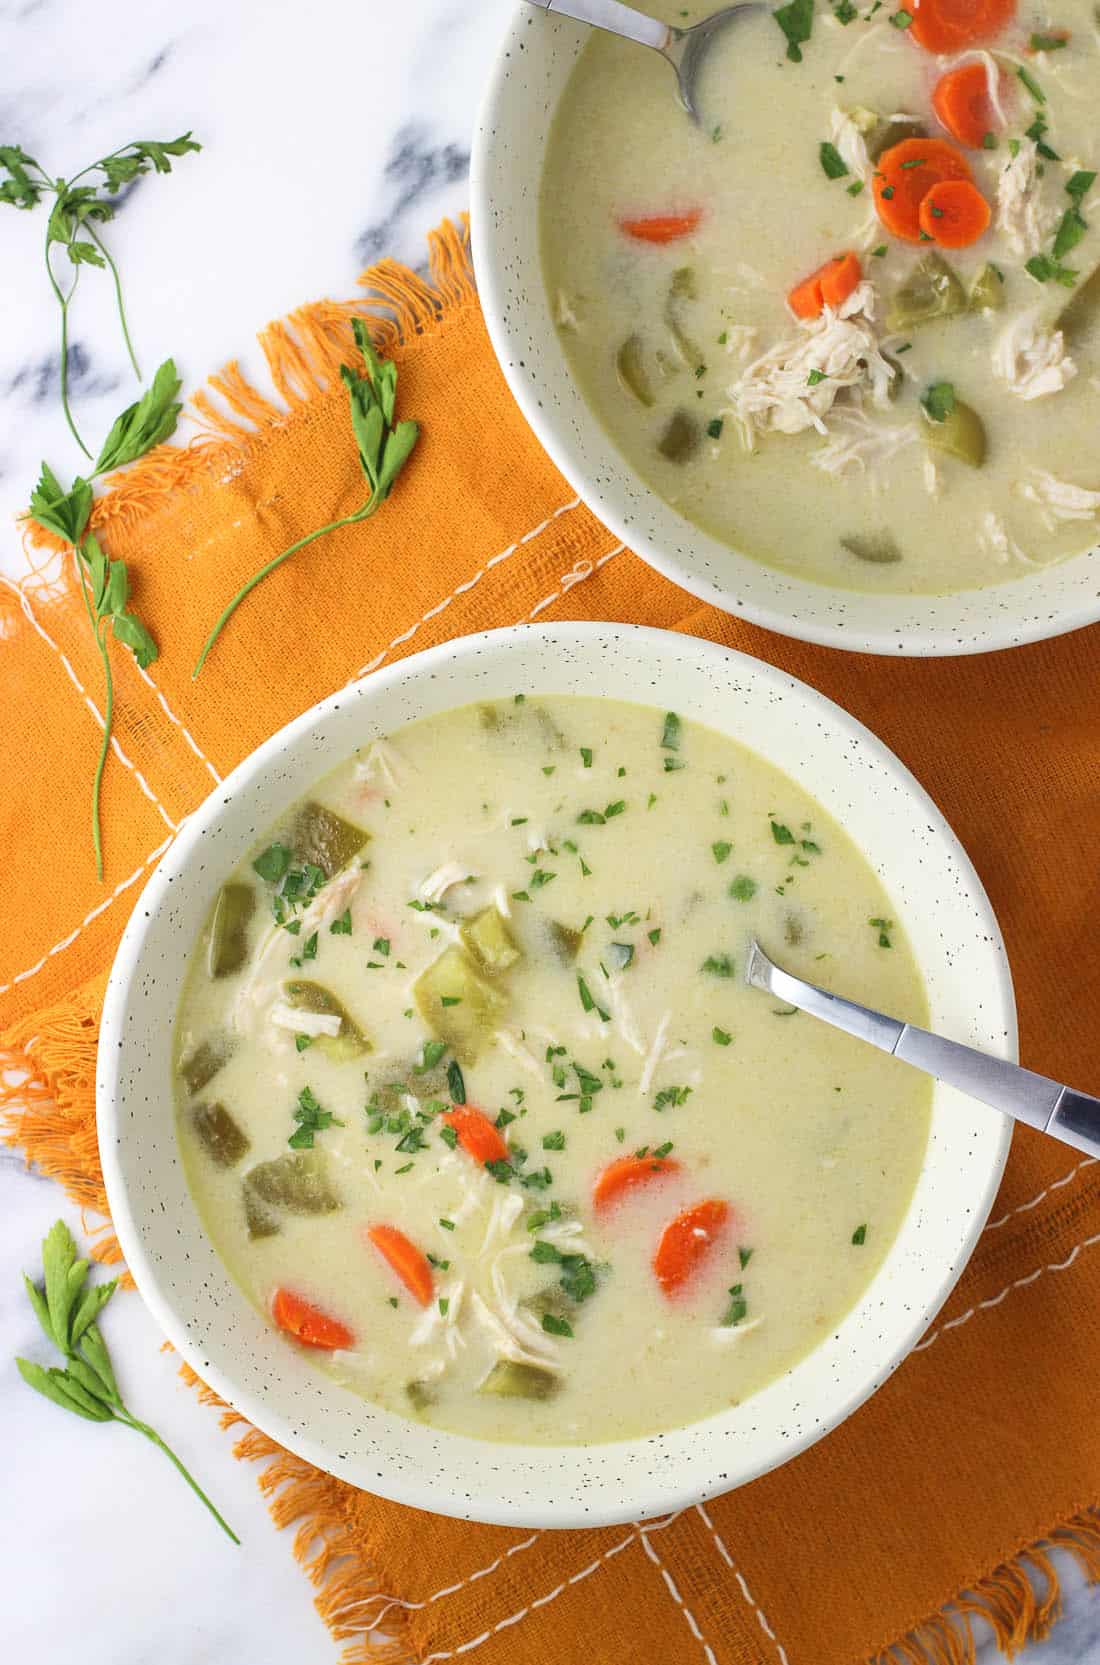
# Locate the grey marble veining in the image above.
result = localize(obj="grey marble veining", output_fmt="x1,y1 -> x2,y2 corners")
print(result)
0,1 -> 1096,1660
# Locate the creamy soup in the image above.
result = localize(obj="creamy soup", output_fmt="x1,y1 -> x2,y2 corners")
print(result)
541,2 -> 1100,594
175,697 -> 930,1444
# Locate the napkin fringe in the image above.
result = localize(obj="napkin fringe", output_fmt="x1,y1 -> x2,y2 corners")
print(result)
874,1511 -> 1100,1664
18,216 -> 475,581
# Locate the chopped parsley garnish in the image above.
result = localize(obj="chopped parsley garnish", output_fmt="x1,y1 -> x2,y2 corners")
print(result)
577,975 -> 610,1022
1025,253 -> 1079,287
871,243 -> 888,257
729,875 -> 757,902
372,937 -> 390,956
542,1313 -> 574,1338
438,1297 -> 450,1316
706,417 -> 724,439
484,1157 -> 514,1184
439,1124 -> 459,1150
288,1085 -> 344,1150
604,800 -> 626,819
852,1223 -> 868,1246
833,0 -> 857,19
702,953 -> 735,978
253,843 -> 291,882
869,916 -> 894,948
846,180 -> 864,197
739,1246 -> 753,1269
543,1130 -> 566,1151
920,381 -> 955,423
661,711 -> 681,751
648,927 -> 662,946
580,747 -> 593,768
1016,64 -> 1045,104
416,1039 -> 446,1072
712,1027 -> 732,1047
330,909 -> 352,935
440,995 -> 462,1008
440,1217 -> 455,1231
530,1240 -> 598,1304
774,0 -> 813,62
1030,31 -> 1067,49
712,840 -> 733,864
664,757 -> 687,773
770,820 -> 795,845
447,1059 -> 466,1104
294,1034 -> 312,1053
654,1085 -> 693,1112
889,8 -> 912,27
819,141 -> 849,180
721,1284 -> 748,1326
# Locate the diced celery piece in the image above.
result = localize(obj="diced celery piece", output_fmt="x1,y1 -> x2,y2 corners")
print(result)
522,1287 -> 574,1325
291,801 -> 369,878
616,334 -> 655,406
413,945 -> 507,1065
1059,264 -> 1100,342
243,1151 -> 341,1234
546,920 -> 584,964
477,703 -> 567,749
887,253 -> 967,331
665,266 -> 703,368
657,410 -> 700,464
968,264 -> 1005,313
207,882 -> 256,978
461,907 -> 521,976
283,980 -> 371,1060
840,532 -> 903,565
405,1379 -> 438,1413
924,400 -> 987,467
478,1360 -> 560,1400
179,1032 -> 236,1095
191,1102 -> 250,1168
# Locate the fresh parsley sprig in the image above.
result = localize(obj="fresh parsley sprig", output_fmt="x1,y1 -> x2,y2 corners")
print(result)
16,1220 -> 238,1544
194,319 -> 419,676
0,136 -> 200,458
26,362 -> 183,879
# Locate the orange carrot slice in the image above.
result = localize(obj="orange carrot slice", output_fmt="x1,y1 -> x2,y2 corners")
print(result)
787,252 -> 863,321
366,1224 -> 434,1307
873,137 -> 972,243
442,1106 -> 509,1167
653,1198 -> 730,1296
932,62 -> 998,149
593,1153 -> 681,1212
918,178 -> 992,247
271,1287 -> 354,1350
618,210 -> 703,245
909,0 -> 1016,54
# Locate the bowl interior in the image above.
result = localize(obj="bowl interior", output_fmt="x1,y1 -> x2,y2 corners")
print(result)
98,623 -> 1012,1527
470,8 -> 1100,658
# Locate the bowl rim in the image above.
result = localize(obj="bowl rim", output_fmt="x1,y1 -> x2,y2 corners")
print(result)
469,4 -> 1100,660
98,621 -> 1014,1528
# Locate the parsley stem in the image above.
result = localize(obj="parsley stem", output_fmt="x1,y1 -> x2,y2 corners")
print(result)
87,221 -> 140,380
115,1408 -> 240,1544
193,501 -> 377,677
74,546 -> 111,881
44,233 -> 92,459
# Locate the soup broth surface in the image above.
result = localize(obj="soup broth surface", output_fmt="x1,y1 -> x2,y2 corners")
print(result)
176,697 -> 930,1444
540,4 -> 1100,594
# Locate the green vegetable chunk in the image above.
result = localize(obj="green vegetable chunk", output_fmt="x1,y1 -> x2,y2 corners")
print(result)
191,1102 -> 250,1168
546,920 -> 584,964
657,410 -> 701,464
291,801 -> 369,879
1059,264 -> 1100,341
616,334 -> 655,406
413,945 -> 507,1064
968,264 -> 1005,312
923,397 -> 987,468
887,252 -> 967,331
840,532 -> 903,565
523,1287 -> 575,1326
478,1360 -> 560,1401
866,116 -> 927,164
665,267 -> 703,367
405,1379 -> 438,1413
179,1032 -> 236,1095
283,980 -> 371,1060
207,883 -> 256,978
242,1150 -> 341,1239
461,906 -> 521,976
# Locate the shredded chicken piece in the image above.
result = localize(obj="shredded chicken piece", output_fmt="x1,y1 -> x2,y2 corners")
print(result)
709,1316 -> 766,1346
602,975 -> 647,1058
492,1027 -> 544,1078
996,139 -> 1055,259
354,737 -> 409,791
491,884 -> 512,921
469,1290 -> 562,1374
410,1279 -> 467,1363
728,283 -> 897,445
479,1189 -> 525,1257
418,861 -> 468,905
828,107 -> 873,183
1016,469 -> 1100,530
978,512 -> 1036,568
992,309 -> 1077,401
923,456 -> 942,500
722,325 -> 758,362
638,1011 -> 672,1097
810,408 -> 919,481
234,864 -> 365,1033
555,290 -> 580,331
268,1003 -> 341,1038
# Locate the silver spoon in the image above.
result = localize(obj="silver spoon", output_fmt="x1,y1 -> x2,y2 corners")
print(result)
523,0 -> 766,123
745,937 -> 1100,1158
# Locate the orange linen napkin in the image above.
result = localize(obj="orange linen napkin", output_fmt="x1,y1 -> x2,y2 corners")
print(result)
3,221 -> 1099,1665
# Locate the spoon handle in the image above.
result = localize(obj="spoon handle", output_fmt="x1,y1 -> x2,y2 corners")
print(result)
745,938 -> 1100,1158
523,0 -> 671,52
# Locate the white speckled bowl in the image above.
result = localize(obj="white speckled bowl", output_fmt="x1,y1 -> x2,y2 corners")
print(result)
98,623 -> 1012,1527
470,8 -> 1100,658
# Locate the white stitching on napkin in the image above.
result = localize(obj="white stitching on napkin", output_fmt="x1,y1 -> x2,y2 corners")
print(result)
0,834 -> 174,999
340,1532 -> 544,1630
5,574 -> 178,834
696,1503 -> 791,1665
982,1157 -> 1098,1233
345,497 -> 582,684
526,545 -> 624,619
912,1229 -> 1100,1354
642,1530 -> 718,1665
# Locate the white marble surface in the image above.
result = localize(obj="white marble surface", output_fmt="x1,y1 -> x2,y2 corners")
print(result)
1,2 -> 1097,1660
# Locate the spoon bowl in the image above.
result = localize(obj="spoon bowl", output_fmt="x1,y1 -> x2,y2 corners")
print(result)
523,0 -> 766,121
